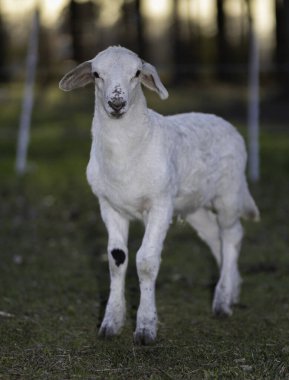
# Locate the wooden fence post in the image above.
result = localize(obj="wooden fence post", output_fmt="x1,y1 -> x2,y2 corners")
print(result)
15,9 -> 39,175
247,11 -> 260,183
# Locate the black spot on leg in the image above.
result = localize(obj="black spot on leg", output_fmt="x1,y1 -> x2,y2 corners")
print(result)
111,249 -> 126,267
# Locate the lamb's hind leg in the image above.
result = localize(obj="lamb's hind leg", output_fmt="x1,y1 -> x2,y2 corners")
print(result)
212,220 -> 243,316
186,208 -> 222,267
98,200 -> 129,338
186,208 -> 242,316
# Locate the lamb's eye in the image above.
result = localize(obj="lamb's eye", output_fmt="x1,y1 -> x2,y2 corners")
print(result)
135,70 -> 141,78
93,72 -> 100,79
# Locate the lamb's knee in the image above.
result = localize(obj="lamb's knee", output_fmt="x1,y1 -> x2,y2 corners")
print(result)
221,222 -> 243,251
111,249 -> 126,267
136,250 -> 160,281
108,247 -> 128,272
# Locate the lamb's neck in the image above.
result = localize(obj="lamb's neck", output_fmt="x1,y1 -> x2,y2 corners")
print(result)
92,93 -> 152,160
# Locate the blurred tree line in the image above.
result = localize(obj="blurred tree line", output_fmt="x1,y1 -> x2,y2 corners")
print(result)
0,0 -> 289,93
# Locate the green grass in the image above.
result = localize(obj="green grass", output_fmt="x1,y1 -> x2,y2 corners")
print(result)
0,83 -> 289,379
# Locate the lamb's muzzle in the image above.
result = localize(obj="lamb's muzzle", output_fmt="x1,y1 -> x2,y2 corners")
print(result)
108,99 -> 126,118
59,46 -> 259,345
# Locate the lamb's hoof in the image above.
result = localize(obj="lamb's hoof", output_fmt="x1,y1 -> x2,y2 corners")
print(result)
133,328 -> 156,345
212,302 -> 233,318
98,324 -> 119,339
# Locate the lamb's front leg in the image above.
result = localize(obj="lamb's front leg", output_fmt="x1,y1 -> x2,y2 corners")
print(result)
134,200 -> 173,345
98,200 -> 129,338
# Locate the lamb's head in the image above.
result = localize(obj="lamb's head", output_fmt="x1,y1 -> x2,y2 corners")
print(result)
59,46 -> 168,119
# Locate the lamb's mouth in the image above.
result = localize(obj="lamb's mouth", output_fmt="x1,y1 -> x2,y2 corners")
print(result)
109,111 -> 125,119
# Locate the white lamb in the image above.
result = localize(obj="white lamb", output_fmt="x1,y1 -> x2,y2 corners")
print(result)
59,46 -> 259,345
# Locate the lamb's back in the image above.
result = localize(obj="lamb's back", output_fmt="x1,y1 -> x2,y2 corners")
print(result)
165,112 -> 245,157
156,111 -> 248,212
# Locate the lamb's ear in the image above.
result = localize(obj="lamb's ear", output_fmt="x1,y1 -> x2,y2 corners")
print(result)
140,61 -> 169,100
59,61 -> 93,91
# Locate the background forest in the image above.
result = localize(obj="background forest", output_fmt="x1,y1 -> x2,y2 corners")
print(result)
0,0 -> 288,89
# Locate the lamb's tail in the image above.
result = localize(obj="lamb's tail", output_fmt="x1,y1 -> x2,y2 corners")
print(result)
242,187 -> 260,222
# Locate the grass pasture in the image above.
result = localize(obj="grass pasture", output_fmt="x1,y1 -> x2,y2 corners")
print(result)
0,83 -> 289,379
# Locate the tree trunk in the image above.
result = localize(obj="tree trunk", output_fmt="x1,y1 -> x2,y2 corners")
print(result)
275,0 -> 289,95
172,0 -> 182,83
135,0 -> 145,57
0,5 -> 8,81
216,0 -> 229,80
69,0 -> 83,62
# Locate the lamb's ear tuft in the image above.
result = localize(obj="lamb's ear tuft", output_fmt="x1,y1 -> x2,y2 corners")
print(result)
140,61 -> 169,100
59,61 -> 93,91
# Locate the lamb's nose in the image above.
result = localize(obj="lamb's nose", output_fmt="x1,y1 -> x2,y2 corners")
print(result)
108,99 -> 126,112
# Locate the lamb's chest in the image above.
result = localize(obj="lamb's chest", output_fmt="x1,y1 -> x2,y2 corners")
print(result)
86,155 -> 157,218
